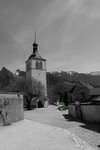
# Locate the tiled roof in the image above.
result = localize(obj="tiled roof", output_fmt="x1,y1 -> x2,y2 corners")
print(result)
89,88 -> 100,95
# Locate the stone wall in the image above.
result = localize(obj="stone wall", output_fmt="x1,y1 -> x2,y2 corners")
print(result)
68,103 -> 100,123
81,105 -> 100,123
0,92 -> 24,126
68,104 -> 76,118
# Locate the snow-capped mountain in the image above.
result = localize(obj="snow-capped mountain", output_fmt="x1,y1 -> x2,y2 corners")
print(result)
90,71 -> 100,76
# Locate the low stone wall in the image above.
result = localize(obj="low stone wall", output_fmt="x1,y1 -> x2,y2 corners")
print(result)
68,103 -> 100,123
81,105 -> 100,123
68,104 -> 76,118
0,92 -> 24,126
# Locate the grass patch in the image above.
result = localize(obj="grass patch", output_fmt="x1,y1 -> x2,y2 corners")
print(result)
58,105 -> 68,111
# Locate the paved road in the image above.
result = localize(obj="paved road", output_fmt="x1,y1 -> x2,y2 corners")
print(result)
0,120 -> 83,150
25,105 -> 100,150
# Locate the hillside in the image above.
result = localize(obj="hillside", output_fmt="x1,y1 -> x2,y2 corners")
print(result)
0,67 -> 25,91
0,67 -> 100,96
0,67 -> 14,90
47,71 -> 100,103
48,71 -> 100,87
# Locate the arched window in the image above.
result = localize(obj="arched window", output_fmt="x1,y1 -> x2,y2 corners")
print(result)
39,62 -> 42,69
35,61 -> 38,69
35,61 -> 42,69
26,62 -> 30,71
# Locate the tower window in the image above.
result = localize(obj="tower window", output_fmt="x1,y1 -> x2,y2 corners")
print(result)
26,62 -> 30,71
39,62 -> 42,69
35,61 -> 39,69
35,61 -> 42,69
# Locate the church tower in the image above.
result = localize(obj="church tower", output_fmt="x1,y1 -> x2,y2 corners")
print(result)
26,34 -> 47,96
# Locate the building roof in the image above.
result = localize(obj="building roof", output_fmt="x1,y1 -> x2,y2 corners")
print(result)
92,96 -> 100,101
29,54 -> 46,60
0,91 -> 24,95
79,81 -> 93,89
26,55 -> 46,63
89,88 -> 100,96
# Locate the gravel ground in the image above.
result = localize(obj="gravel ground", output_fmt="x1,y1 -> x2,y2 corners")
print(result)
0,105 -> 98,150
24,105 -> 100,150
0,120 -> 84,150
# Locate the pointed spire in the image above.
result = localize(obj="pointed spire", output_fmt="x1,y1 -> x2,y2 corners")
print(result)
34,31 -> 36,44
32,32 -> 38,56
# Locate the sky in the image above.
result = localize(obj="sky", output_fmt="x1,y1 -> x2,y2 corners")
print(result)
0,0 -> 100,73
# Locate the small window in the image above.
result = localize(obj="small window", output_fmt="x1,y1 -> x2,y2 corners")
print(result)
39,62 -> 42,69
35,61 -> 38,69
26,62 -> 30,71
35,61 -> 42,69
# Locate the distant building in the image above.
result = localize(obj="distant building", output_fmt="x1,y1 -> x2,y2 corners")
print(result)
89,88 -> 100,97
25,35 -> 47,96
89,88 -> 100,103
15,69 -> 26,77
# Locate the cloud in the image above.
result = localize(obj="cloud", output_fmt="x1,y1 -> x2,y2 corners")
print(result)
37,0 -> 100,44
37,0 -> 83,31
88,10 -> 100,19
0,0 -> 100,73
79,0 -> 100,19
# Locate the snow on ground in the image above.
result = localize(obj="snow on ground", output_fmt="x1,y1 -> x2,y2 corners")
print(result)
0,119 -> 96,150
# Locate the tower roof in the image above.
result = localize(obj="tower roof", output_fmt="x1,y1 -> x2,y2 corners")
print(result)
26,33 -> 46,63
34,31 -> 36,44
32,32 -> 38,57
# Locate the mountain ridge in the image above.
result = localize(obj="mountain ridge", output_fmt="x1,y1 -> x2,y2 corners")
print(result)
0,67 -> 100,92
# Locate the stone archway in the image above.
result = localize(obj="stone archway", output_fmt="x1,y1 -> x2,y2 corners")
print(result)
38,100 -> 43,108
